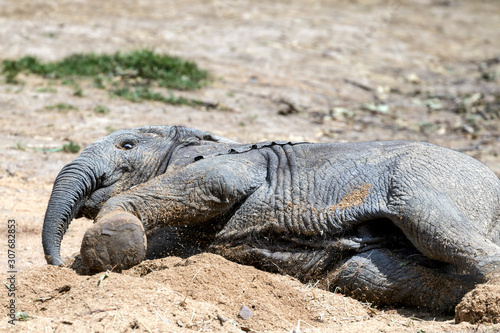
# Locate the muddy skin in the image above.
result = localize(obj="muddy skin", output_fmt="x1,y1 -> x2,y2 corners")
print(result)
43,126 -> 500,323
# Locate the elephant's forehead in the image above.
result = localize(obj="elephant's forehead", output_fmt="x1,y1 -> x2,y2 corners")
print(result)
108,126 -> 171,138
108,128 -> 140,137
103,129 -> 147,141
84,129 -> 140,148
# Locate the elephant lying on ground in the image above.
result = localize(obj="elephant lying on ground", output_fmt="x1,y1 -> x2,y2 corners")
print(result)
42,126 -> 500,322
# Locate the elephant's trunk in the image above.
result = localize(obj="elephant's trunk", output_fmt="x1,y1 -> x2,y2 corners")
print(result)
42,160 -> 97,265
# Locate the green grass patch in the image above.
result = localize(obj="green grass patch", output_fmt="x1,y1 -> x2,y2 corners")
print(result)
72,84 -> 83,97
94,104 -> 110,114
105,126 -> 116,134
12,141 -> 81,154
45,103 -> 78,112
36,87 -> 57,93
62,141 -> 81,153
14,142 -> 26,151
110,86 -> 204,106
1,49 -> 211,107
1,49 -> 209,90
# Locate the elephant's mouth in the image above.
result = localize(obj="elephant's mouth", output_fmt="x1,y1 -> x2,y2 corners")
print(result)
77,186 -> 113,220
76,205 -> 100,220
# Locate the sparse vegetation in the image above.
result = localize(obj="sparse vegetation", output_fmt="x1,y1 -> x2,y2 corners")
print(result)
62,141 -> 81,153
14,142 -> 26,151
110,86 -> 205,106
1,49 -> 208,89
105,126 -> 116,134
15,312 -> 31,322
1,49 -> 210,106
94,104 -> 110,114
97,272 -> 110,287
72,84 -> 83,97
12,143 -> 82,154
45,103 -> 78,112
35,87 -> 57,93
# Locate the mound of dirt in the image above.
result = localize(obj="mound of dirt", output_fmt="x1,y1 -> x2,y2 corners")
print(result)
455,283 -> 500,324
3,253 -> 500,332
2,253 -> 371,332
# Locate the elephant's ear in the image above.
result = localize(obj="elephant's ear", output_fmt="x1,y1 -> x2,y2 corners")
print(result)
138,126 -> 239,145
175,126 -> 239,146
199,133 -> 239,145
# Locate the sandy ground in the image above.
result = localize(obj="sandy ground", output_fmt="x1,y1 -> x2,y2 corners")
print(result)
0,0 -> 499,331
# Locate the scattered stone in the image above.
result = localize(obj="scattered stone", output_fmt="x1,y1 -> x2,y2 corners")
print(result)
217,314 -> 227,326
277,98 -> 302,116
57,285 -> 71,293
238,304 -> 253,320
406,73 -> 420,84
361,103 -> 390,114
129,320 -> 139,329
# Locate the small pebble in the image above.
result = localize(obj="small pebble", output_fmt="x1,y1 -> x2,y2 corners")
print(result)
217,315 -> 227,325
238,304 -> 253,320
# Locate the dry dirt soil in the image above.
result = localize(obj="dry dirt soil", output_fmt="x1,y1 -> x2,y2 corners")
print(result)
1,0 -> 500,332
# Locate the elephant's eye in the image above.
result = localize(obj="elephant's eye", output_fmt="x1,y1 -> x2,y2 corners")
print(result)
119,141 -> 135,150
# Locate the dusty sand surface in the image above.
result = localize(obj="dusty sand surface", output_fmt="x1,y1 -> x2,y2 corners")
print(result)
0,0 -> 499,331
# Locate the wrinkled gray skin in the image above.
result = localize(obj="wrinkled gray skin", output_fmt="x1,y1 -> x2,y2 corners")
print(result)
43,126 -> 500,315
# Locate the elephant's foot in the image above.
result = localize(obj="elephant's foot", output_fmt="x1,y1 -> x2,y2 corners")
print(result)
81,210 -> 146,272
455,283 -> 500,324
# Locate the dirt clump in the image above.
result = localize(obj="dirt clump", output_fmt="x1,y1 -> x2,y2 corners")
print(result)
455,283 -> 500,324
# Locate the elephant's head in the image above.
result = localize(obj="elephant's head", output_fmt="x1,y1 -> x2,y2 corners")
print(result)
42,126 -> 236,266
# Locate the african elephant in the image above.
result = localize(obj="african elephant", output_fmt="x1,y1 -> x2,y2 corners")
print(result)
42,126 -> 500,321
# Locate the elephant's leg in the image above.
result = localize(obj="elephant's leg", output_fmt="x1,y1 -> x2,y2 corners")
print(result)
81,213 -> 208,271
331,248 -> 475,313
82,155 -> 266,271
389,195 -> 500,283
95,154 -> 266,228
211,244 -> 335,280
